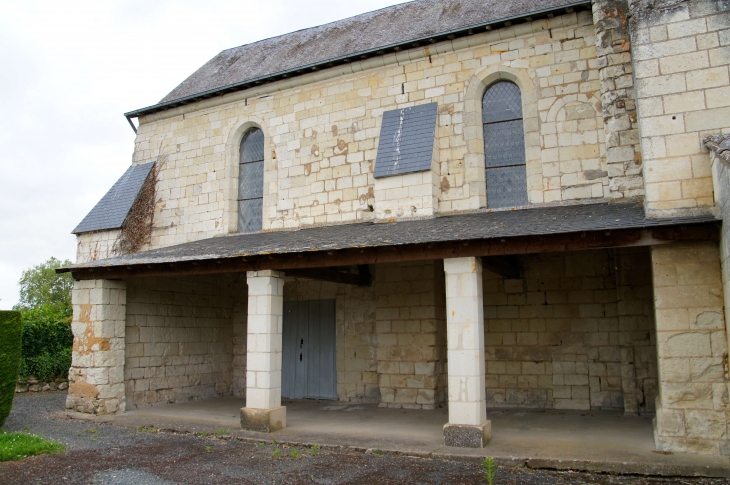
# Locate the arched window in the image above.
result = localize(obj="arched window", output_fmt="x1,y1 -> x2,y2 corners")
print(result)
238,128 -> 264,233
483,81 -> 527,208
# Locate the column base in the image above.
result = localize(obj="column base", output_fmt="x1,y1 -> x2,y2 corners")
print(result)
240,406 -> 287,433
443,421 -> 491,448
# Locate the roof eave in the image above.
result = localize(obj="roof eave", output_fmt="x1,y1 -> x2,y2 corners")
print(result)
125,0 -> 592,120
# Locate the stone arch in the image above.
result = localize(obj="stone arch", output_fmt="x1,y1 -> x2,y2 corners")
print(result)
223,116 -> 271,233
463,65 -> 540,208
546,94 -> 602,124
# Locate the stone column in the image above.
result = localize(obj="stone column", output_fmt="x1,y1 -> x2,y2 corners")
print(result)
592,0 -> 643,199
443,257 -> 490,448
241,270 -> 286,432
66,279 -> 127,415
651,242 -> 730,456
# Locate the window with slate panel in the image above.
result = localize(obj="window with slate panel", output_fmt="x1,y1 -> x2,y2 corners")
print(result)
238,128 -> 264,233
483,81 -> 527,208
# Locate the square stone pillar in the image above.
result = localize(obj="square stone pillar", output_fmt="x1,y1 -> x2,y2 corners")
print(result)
651,242 -> 730,456
66,279 -> 127,415
443,257 -> 490,448
241,270 -> 286,433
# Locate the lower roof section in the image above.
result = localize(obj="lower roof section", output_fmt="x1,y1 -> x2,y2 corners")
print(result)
59,202 -> 719,280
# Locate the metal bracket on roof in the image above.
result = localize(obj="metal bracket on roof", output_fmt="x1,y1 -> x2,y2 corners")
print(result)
125,114 -> 138,134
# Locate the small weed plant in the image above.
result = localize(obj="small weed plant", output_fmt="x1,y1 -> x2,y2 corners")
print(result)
206,446 -> 211,453
258,442 -> 266,449
291,449 -> 300,459
137,426 -> 158,433
272,448 -> 281,459
215,427 -> 230,437
0,432 -> 65,461
374,445 -> 383,456
483,456 -> 497,485
309,444 -> 319,456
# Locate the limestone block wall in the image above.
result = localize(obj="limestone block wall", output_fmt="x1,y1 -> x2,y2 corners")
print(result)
630,0 -> 730,215
67,279 -> 127,415
375,261 -> 447,409
124,275 -> 240,409
283,277 -> 379,403
373,168 -> 440,221
76,230 -> 121,264
616,247 -> 658,414
482,248 -> 657,411
232,283 -> 248,396
125,10 -> 633,251
592,0 -> 644,198
652,242 -> 730,455
711,148 -> 730,398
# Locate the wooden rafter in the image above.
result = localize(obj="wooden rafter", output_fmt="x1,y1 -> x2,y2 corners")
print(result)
284,266 -> 371,286
481,256 -> 521,279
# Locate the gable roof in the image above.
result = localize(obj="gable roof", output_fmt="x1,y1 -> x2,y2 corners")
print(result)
73,162 -> 155,234
126,0 -> 589,119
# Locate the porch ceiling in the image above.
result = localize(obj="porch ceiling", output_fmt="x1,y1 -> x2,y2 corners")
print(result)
58,202 -> 719,280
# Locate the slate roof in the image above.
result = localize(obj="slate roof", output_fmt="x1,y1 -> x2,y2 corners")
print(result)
61,202 -> 716,272
126,0 -> 589,118
73,162 -> 155,234
374,102 -> 438,178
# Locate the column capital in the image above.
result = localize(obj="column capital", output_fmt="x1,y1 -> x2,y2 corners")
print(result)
247,270 -> 285,279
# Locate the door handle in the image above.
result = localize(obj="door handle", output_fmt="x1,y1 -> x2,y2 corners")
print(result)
300,338 -> 304,348
300,353 -> 303,362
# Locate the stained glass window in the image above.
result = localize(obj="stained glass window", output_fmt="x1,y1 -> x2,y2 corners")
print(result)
238,128 -> 264,232
483,81 -> 527,208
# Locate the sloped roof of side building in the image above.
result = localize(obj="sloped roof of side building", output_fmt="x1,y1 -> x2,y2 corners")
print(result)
126,0 -> 589,118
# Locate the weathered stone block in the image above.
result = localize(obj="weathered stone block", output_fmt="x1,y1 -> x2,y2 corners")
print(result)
443,421 -> 491,448
240,406 -> 286,433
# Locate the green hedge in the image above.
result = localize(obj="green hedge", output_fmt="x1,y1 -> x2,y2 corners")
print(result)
0,311 -> 22,427
18,306 -> 72,382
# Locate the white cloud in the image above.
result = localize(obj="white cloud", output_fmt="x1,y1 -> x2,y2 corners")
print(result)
0,0 -> 405,309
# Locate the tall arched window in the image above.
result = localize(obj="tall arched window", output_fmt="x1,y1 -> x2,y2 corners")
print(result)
483,81 -> 527,208
238,128 -> 264,233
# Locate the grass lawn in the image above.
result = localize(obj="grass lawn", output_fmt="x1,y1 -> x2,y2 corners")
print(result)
0,431 -> 65,461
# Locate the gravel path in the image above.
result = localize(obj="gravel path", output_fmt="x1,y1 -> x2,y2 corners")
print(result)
0,392 -> 727,485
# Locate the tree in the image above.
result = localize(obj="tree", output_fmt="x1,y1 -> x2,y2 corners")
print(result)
13,257 -> 74,313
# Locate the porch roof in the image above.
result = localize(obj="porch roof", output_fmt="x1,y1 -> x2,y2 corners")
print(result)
59,202 -> 718,280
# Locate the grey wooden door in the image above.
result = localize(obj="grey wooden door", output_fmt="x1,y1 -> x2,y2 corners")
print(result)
282,299 -> 337,399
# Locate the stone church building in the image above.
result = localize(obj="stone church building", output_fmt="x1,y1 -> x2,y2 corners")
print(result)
59,0 -> 730,454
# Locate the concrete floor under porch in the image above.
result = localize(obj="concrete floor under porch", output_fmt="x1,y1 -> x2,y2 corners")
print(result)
70,396 -> 730,478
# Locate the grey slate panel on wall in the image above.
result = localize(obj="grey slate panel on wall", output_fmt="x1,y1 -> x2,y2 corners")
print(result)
73,162 -> 155,234
374,102 -> 437,179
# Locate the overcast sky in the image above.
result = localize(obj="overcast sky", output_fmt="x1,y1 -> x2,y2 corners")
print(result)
0,0 -> 406,309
